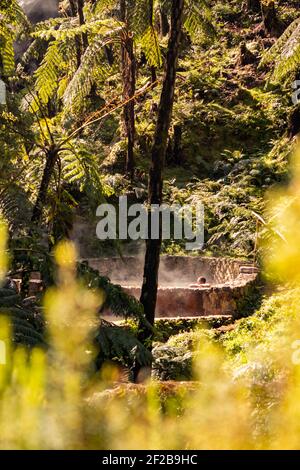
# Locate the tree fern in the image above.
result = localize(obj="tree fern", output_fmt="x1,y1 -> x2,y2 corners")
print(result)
34,40 -> 65,107
0,0 -> 29,76
183,0 -> 215,41
260,17 -> 300,81
61,145 -> 110,200
95,319 -> 152,375
62,35 -> 115,113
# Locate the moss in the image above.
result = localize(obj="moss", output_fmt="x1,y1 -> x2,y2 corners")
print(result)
123,315 -> 233,344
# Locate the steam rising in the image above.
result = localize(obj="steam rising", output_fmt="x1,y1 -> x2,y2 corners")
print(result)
19,0 -> 59,23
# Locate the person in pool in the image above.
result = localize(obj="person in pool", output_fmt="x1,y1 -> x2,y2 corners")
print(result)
189,276 -> 211,289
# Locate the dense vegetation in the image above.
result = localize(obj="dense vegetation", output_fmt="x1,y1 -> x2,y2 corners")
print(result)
1,0 -> 300,450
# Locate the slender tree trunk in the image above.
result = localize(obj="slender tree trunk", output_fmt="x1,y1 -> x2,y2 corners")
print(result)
137,0 -> 185,353
68,1 -> 81,68
120,0 -> 136,176
261,1 -> 283,37
149,0 -> 157,83
31,147 -> 58,223
77,0 -> 89,49
159,6 -> 170,36
121,34 -> 136,176
71,0 -> 88,68
247,0 -> 261,13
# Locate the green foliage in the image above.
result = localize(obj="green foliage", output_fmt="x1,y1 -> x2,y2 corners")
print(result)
95,319 -> 152,376
33,40 -> 65,107
184,0 -> 216,42
152,316 -> 233,343
261,17 -> 300,81
220,289 -> 298,369
153,345 -> 193,381
0,285 -> 45,348
0,0 -> 28,76
77,262 -> 146,321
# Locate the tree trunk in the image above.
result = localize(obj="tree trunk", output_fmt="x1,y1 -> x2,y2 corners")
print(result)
120,1 -> 136,176
69,0 -> 77,16
247,0 -> 261,13
31,147 -> 58,223
159,6 -> 170,36
138,0 -> 185,353
173,124 -> 183,165
77,0 -> 89,49
261,1 -> 283,37
71,0 -> 88,68
149,0 -> 157,83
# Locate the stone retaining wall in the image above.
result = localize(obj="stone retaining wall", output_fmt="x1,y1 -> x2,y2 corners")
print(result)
85,256 -> 258,318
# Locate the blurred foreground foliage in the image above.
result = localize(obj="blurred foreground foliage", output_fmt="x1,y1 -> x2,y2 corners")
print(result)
1,148 -> 300,448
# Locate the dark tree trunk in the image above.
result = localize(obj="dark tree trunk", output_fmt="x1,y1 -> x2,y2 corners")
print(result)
159,6 -> 170,36
104,44 -> 114,66
261,1 -> 283,37
120,1 -> 136,176
31,147 -> 58,223
137,0 -> 185,354
69,0 -> 77,15
166,124 -> 183,166
71,0 -> 88,68
77,0 -> 89,49
149,0 -> 157,84
247,0 -> 261,13
173,124 -> 183,165
288,106 -> 300,138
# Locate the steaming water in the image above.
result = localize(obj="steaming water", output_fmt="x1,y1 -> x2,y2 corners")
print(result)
19,0 -> 58,22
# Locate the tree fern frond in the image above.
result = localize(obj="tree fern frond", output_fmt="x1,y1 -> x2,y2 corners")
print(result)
32,18 -> 120,42
127,0 -> 151,38
61,147 -> 106,198
62,36 -> 116,113
0,0 -> 29,75
93,0 -> 118,16
0,25 -> 15,75
260,17 -> 300,81
184,0 -> 215,41
32,40 -> 65,109
139,25 -> 162,67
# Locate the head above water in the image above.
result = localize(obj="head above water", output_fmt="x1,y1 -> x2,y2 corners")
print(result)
197,277 -> 207,284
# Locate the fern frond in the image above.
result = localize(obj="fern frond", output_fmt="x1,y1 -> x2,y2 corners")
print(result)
0,0 -> 29,75
95,320 -> 152,373
260,17 -> 300,81
34,40 -> 65,106
61,147 -> 107,201
62,36 -> 116,113
0,25 -> 15,75
93,0 -> 118,16
184,0 -> 215,41
139,25 -> 162,68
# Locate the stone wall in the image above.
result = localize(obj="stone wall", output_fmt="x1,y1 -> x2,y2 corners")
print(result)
85,256 -> 259,318
122,274 -> 257,318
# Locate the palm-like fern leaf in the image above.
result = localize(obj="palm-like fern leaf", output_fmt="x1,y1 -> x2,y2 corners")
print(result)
62,35 -> 116,113
260,17 -> 300,81
184,0 -> 215,41
34,40 -> 65,106
0,0 -> 29,75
